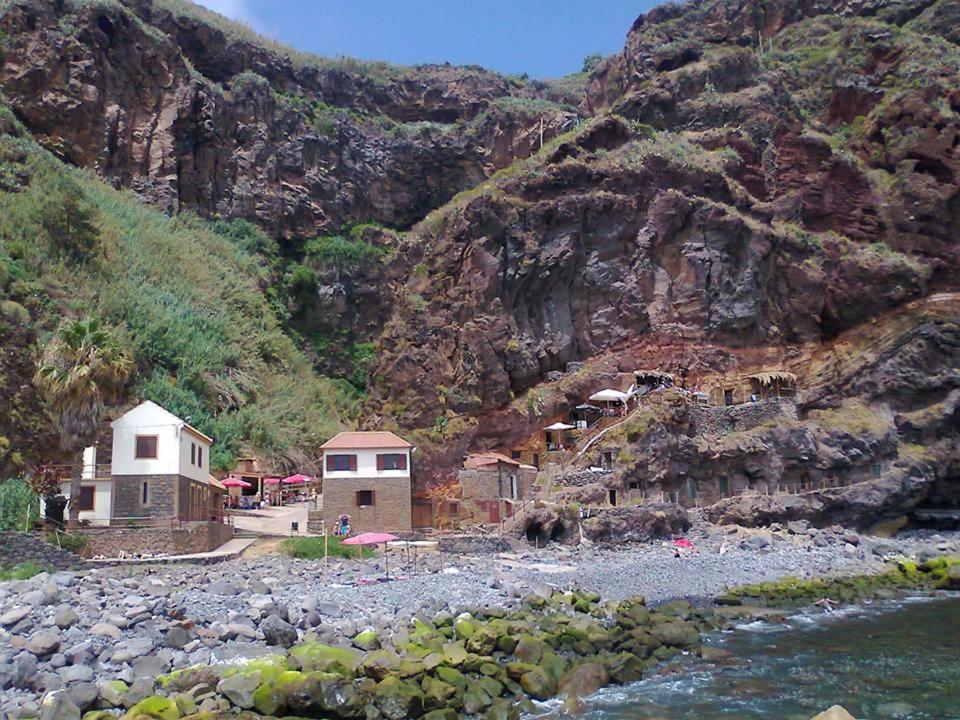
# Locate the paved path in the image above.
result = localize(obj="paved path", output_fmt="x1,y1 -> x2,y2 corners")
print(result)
233,503 -> 310,536
88,537 -> 257,565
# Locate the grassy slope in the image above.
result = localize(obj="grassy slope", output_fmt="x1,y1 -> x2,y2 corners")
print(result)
0,111 -> 357,472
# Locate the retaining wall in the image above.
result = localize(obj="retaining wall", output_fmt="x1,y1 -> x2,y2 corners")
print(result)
80,521 -> 233,558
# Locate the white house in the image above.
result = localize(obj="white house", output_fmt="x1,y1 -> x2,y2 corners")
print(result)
320,431 -> 414,532
110,400 -> 211,482
109,401 -> 216,521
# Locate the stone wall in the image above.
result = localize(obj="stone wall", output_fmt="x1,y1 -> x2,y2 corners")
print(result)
0,532 -> 83,570
437,535 -> 511,554
112,474 -> 178,519
80,521 -> 233,558
322,476 -> 412,533
689,399 -> 797,438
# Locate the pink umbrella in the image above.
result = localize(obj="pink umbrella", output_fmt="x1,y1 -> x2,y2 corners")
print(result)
221,476 -> 251,488
342,532 -> 399,545
343,532 -> 400,575
263,477 -> 281,485
282,473 -> 313,485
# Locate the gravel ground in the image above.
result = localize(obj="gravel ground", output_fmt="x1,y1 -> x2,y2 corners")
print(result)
1,522 -> 957,718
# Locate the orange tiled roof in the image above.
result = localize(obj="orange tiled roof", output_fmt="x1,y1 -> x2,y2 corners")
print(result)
320,431 -> 413,450
463,452 -> 520,469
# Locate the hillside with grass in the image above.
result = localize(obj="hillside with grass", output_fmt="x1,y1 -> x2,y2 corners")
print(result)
0,107 -> 359,474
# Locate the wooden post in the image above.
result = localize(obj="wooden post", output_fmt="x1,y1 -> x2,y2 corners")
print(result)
323,523 -> 329,582
539,117 -> 544,149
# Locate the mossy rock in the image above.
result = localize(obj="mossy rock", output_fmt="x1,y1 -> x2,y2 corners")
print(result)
353,628 -> 380,651
221,656 -> 288,684
651,620 -> 700,648
251,671 -> 305,717
172,694 -> 196,717
157,666 -> 222,693
422,652 -> 444,671
463,686 -> 493,714
519,667 -> 556,701
539,651 -> 568,681
441,641 -> 468,666
495,634 -> 518,654
434,666 -> 467,693
601,652 -> 644,684
398,658 -> 425,678
484,698 -> 520,720
477,675 -> 504,699
288,641 -> 360,675
283,673 -> 367,717
413,618 -> 436,633
465,625 -> 498,655
422,676 -> 457,709
714,593 -> 742,606
374,676 -> 425,720
453,613 -> 477,640
659,600 -> 693,619
513,635 -> 547,664
361,649 -> 402,680
126,696 -> 181,720
504,662 -> 538,681
558,662 -> 609,701
422,709 -> 459,720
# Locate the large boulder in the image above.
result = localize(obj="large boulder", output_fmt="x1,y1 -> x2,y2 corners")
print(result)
703,475 -> 933,530
581,504 -> 689,544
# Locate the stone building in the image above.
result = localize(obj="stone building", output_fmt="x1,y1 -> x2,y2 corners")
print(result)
458,452 -> 537,524
320,431 -> 414,533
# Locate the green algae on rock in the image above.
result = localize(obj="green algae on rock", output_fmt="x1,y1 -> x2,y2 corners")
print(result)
109,589 -> 709,720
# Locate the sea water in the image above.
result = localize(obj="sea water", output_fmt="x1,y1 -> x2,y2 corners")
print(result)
573,595 -> 960,720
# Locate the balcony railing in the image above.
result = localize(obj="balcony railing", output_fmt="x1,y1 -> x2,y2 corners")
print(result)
39,463 -> 113,481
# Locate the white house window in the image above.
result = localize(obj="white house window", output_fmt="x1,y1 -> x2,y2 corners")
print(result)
377,453 -> 406,471
356,490 -> 375,507
140,480 -> 150,506
78,486 -> 95,511
191,443 -> 196,465
197,446 -> 203,469
327,454 -> 356,472
135,435 -> 158,459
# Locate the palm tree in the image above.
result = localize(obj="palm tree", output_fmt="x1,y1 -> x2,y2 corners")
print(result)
34,318 -> 133,529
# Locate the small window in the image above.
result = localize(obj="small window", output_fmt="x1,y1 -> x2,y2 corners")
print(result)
327,454 -> 356,472
356,490 -> 374,507
135,435 -> 158,459
191,443 -> 196,465
511,451 -> 521,460
197,446 -> 203,469
724,389 -> 734,406
141,480 -> 150,506
78,486 -> 95,511
377,453 -> 406,471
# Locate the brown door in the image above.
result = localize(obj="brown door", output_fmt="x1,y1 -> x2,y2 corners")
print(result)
411,501 -> 433,529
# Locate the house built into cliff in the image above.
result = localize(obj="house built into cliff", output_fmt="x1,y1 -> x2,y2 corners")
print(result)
458,452 -> 537,524
320,431 -> 415,533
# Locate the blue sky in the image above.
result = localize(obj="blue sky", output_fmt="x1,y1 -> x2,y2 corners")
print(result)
194,1 -> 656,78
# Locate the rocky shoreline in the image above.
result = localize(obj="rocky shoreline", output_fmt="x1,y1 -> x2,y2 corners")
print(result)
1,524 -> 958,719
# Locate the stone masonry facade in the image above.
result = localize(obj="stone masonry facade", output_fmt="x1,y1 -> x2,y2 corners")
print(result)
112,474 -> 177,520
323,476 -> 412,533
80,521 -> 233,558
0,531 -> 83,570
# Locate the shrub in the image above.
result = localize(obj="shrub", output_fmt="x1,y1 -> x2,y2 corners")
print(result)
0,560 -> 50,581
0,478 -> 40,531
52,532 -> 88,555
280,535 -> 373,559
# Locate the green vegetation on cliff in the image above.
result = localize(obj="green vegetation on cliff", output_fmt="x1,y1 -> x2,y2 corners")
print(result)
0,116 -> 357,472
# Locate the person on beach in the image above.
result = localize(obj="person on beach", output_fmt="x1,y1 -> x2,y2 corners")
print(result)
339,513 -> 351,537
815,597 -> 838,612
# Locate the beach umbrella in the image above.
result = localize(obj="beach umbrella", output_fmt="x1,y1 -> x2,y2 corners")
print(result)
221,476 -> 251,488
263,477 -> 281,485
343,532 -> 401,575
282,473 -> 312,484
588,389 -> 629,403
544,422 -> 575,431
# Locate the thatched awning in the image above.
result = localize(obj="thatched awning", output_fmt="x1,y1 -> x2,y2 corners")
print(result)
635,370 -> 675,383
745,371 -> 797,386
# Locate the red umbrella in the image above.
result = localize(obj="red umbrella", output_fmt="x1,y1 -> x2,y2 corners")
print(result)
282,473 -> 313,485
221,476 -> 251,488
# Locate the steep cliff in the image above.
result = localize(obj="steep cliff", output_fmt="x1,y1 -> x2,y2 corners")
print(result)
0,0 -> 957,486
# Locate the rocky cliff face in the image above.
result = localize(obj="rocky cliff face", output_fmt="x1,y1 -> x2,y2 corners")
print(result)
361,0 -> 959,475
0,0 -> 577,238
0,0 -> 957,484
